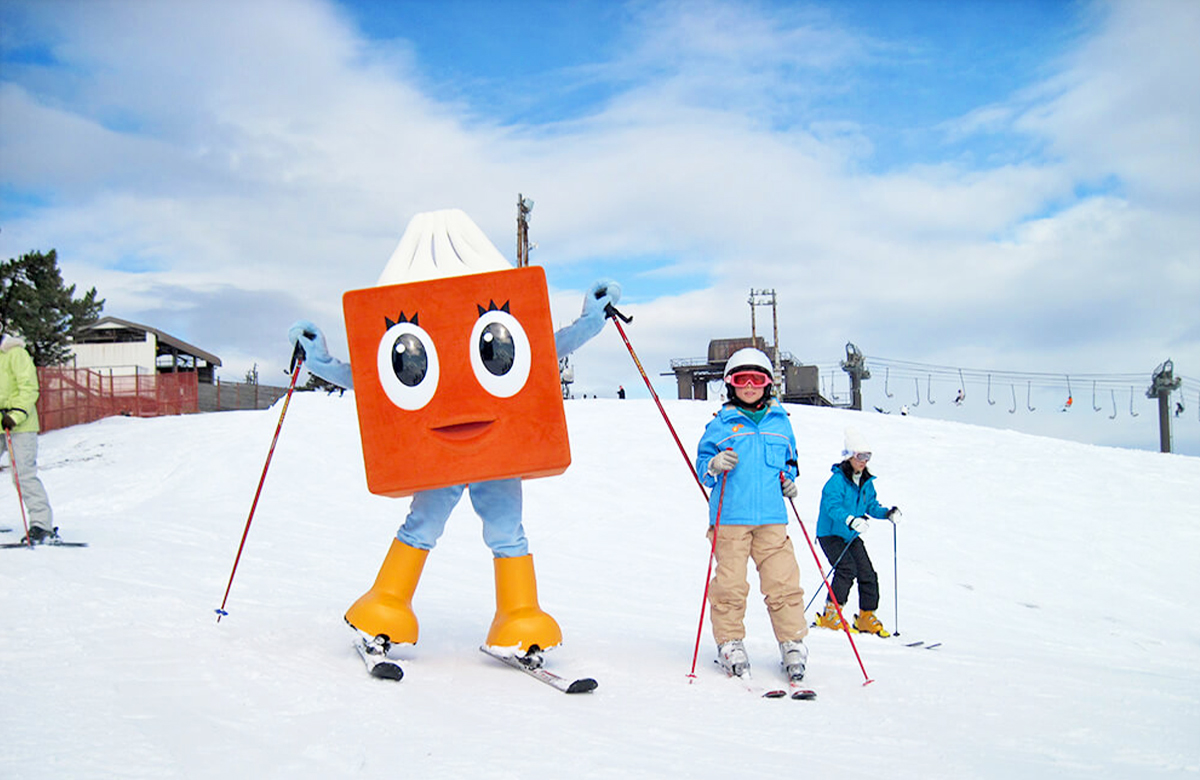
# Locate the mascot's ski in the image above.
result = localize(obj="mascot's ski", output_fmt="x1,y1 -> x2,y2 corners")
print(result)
480,645 -> 597,694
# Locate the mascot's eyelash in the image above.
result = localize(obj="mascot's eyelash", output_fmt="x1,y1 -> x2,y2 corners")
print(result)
476,300 -> 511,318
384,312 -> 419,329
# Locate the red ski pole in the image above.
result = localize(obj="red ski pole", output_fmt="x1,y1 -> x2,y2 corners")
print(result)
785,487 -> 874,686
4,429 -> 33,547
605,304 -> 708,502
688,468 -> 728,680
215,346 -> 305,622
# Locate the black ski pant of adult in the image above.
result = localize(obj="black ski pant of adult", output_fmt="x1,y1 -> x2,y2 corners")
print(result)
818,535 -> 879,612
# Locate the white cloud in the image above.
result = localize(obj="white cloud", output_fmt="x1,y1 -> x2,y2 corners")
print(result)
1,0 -> 1197,452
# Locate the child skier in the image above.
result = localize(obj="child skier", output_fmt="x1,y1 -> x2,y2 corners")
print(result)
695,348 -> 808,682
814,427 -> 901,636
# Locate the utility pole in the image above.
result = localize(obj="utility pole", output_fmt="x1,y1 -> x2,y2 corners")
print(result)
516,194 -> 533,267
748,289 -> 782,394
840,342 -> 870,411
1147,359 -> 1181,453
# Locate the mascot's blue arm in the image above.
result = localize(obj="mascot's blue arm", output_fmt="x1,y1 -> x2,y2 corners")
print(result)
555,279 -> 620,358
288,320 -> 355,390
288,279 -> 619,390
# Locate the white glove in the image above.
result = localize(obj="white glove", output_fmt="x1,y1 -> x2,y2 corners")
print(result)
708,450 -> 738,475
848,515 -> 869,533
887,507 -> 902,523
780,476 -> 798,498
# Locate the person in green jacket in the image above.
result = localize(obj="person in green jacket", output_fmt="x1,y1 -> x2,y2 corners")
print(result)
0,332 -> 56,544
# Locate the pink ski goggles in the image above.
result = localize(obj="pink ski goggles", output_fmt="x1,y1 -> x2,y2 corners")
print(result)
727,371 -> 771,388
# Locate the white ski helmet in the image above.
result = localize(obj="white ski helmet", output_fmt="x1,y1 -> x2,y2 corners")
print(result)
723,348 -> 773,382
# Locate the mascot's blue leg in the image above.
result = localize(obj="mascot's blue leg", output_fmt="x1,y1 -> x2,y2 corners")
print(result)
469,478 -> 528,557
470,478 -> 562,652
397,484 -> 465,550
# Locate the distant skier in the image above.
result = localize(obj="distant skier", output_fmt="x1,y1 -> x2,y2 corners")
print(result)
695,348 -> 808,683
813,427 -> 901,637
0,332 -> 57,545
617,385 -> 625,399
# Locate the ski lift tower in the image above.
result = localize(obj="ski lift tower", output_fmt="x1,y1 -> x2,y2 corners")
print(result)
748,289 -> 783,394
840,342 -> 871,411
516,193 -> 534,267
1147,359 -> 1182,453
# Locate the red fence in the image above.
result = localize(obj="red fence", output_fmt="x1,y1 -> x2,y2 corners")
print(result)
35,368 -> 200,433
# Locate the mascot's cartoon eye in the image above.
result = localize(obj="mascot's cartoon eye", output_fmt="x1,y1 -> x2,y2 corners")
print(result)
376,321 -> 440,410
469,309 -> 531,398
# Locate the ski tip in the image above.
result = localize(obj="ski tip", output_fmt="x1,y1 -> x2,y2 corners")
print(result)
762,689 -> 788,699
369,662 -> 405,681
790,689 -> 817,700
566,678 -> 598,694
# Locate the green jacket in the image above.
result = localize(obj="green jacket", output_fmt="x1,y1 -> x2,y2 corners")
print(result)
0,334 -> 40,433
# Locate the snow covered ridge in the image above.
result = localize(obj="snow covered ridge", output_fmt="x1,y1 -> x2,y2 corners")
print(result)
3,394 -> 1198,779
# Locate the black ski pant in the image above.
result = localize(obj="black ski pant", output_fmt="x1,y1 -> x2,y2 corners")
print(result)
818,535 -> 879,612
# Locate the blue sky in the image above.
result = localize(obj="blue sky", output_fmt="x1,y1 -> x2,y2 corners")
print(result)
1,0 -> 1198,454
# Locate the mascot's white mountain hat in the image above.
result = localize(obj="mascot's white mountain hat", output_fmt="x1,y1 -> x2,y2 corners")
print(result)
376,209 -> 512,285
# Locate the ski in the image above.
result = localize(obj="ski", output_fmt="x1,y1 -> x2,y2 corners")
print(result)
902,640 -> 941,650
480,645 -> 597,694
788,679 -> 817,700
1,539 -> 88,548
714,660 -> 787,698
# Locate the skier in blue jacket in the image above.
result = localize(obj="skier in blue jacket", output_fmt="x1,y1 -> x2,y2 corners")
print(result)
814,427 -> 901,636
695,347 -> 808,682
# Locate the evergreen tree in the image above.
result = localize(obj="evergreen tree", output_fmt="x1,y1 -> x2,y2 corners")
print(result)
0,249 -> 105,366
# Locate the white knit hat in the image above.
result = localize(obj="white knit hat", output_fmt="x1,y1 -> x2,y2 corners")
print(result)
842,427 -> 871,459
376,209 -> 512,285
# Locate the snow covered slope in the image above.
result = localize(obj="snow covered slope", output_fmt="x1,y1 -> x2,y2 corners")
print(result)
2,394 -> 1198,779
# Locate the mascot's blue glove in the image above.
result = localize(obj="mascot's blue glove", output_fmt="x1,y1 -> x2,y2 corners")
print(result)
288,320 -> 355,390
555,279 -> 621,357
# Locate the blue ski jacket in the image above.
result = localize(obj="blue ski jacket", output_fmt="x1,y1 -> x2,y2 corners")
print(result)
696,402 -> 798,527
816,461 -> 888,541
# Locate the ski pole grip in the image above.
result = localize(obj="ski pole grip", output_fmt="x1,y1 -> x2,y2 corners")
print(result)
289,340 -> 306,374
604,302 -> 633,324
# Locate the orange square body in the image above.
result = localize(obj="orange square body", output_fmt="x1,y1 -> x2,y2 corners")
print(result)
343,266 -> 571,497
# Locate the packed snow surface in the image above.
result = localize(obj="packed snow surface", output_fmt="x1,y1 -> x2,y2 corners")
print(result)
3,394 -> 1198,779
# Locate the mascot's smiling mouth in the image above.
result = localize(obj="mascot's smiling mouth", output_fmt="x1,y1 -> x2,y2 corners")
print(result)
431,420 -> 495,441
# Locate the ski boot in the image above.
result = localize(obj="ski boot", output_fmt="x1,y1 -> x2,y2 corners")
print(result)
813,600 -> 844,630
716,639 -> 750,678
853,610 -> 891,637
779,640 -> 808,682
20,526 -> 58,545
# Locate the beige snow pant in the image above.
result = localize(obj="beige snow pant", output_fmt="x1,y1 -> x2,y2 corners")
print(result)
707,523 -> 808,645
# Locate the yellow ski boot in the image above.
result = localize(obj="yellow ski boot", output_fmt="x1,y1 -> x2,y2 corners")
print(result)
813,600 -> 844,630
853,610 -> 892,637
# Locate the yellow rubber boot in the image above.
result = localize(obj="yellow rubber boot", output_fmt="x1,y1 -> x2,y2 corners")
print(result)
854,610 -> 891,637
485,554 -> 562,653
344,539 -> 429,645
